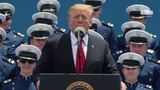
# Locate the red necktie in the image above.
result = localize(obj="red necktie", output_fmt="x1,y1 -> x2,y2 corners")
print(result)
76,39 -> 86,74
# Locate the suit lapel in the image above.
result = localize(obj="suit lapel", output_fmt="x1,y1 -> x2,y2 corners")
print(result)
59,33 -> 76,72
84,35 -> 95,72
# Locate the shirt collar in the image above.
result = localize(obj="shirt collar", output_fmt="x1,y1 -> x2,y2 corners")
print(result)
71,32 -> 77,45
19,74 -> 33,80
70,31 -> 88,46
125,80 -> 138,87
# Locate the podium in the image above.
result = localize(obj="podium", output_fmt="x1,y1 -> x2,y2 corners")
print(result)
40,73 -> 121,90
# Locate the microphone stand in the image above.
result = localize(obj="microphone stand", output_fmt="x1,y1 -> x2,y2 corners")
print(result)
75,26 -> 86,74
77,31 -> 82,74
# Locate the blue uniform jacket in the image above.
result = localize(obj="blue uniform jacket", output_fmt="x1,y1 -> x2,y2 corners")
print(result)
0,47 -> 16,88
3,75 -> 36,90
3,29 -> 24,60
138,55 -> 160,90
125,81 -> 153,90
154,40 -> 160,60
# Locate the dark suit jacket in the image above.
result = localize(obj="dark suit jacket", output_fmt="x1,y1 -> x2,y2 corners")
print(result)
37,32 -> 117,74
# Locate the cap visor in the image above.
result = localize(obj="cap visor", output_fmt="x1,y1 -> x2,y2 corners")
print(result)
33,37 -> 49,40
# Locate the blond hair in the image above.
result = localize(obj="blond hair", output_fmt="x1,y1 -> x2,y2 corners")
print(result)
68,4 -> 94,16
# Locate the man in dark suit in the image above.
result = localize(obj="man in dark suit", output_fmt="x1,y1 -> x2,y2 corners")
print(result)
37,4 -> 116,74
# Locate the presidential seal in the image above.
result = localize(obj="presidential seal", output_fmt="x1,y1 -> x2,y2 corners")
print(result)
66,81 -> 94,90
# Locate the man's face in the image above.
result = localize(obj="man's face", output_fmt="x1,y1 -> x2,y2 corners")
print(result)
0,10 -> 12,30
0,19 -> 12,31
18,59 -> 36,75
30,38 -> 48,50
130,17 -> 147,24
68,10 -> 92,33
122,67 -> 140,82
129,43 -> 148,57
92,7 -> 101,19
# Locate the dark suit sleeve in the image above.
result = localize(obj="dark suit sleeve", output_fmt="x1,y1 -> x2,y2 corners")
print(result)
33,40 -> 54,83
102,41 -> 118,74
36,40 -> 54,73
36,35 -> 61,73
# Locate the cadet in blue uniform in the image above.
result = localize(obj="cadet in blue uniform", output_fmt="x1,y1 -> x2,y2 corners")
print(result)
27,23 -> 54,50
117,52 -> 153,90
116,21 -> 146,60
83,0 -> 117,58
0,3 -> 24,60
26,24 -> 54,88
123,30 -> 160,90
37,0 -> 66,35
3,44 -> 41,90
125,4 -> 157,50
154,40 -> 160,60
0,27 -> 17,89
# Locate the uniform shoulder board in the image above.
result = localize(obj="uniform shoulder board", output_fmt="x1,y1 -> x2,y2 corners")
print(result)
54,25 -> 66,33
150,34 -> 157,38
2,56 -> 15,64
117,34 -> 123,38
147,49 -> 154,54
148,58 -> 160,65
101,21 -> 114,29
59,28 -> 66,33
13,31 -> 25,37
140,84 -> 153,89
3,79 -> 12,84
116,50 -> 124,55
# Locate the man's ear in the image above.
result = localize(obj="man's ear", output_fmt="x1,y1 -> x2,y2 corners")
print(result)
100,7 -> 102,13
138,68 -> 141,73
9,19 -> 12,24
17,60 -> 20,67
33,63 -> 37,69
122,68 -> 124,73
30,39 -> 33,44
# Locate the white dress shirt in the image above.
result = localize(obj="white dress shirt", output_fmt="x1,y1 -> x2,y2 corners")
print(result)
70,32 -> 88,66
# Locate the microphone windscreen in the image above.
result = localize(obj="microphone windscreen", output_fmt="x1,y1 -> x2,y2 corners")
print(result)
75,27 -> 86,38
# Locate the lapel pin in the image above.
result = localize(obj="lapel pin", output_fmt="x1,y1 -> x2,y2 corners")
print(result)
91,45 -> 94,48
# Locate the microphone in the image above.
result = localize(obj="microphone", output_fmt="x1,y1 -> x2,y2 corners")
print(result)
74,27 -> 86,39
